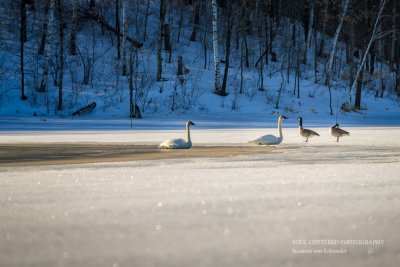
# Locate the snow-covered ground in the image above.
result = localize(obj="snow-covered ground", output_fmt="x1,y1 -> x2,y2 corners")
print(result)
1,126 -> 400,267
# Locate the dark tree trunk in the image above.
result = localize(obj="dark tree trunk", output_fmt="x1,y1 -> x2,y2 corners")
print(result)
163,24 -> 171,51
177,55 -> 183,76
156,0 -> 166,82
369,45 -> 375,75
129,44 -> 133,118
57,0 -> 64,111
177,0 -> 183,43
396,62 -> 400,96
143,0 -> 150,41
242,4 -> 249,68
20,0 -> 27,100
220,8 -> 232,96
190,0 -> 200,41
116,0 -> 120,59
268,0 -> 276,59
21,0 -> 27,42
39,0 -> 50,55
264,4 -> 269,65
69,0 -> 77,55
318,0 -> 328,56
90,0 -> 95,9
244,32 -> 249,68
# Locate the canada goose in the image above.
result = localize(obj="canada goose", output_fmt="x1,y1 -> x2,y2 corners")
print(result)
158,121 -> 196,149
297,117 -> 319,142
249,115 -> 288,145
329,123 -> 350,142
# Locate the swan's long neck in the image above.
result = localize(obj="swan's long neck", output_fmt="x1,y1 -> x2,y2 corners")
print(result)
278,118 -> 283,140
186,124 -> 191,144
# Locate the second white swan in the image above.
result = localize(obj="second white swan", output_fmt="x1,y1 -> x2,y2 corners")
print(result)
249,115 -> 288,145
158,121 -> 196,149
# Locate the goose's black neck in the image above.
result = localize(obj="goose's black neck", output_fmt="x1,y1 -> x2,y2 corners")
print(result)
299,118 -> 303,127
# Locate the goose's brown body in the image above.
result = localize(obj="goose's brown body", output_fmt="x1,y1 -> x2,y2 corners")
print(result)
329,124 -> 350,142
297,117 -> 319,142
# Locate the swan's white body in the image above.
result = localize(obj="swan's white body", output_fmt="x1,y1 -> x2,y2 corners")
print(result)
249,116 -> 288,145
158,121 -> 195,149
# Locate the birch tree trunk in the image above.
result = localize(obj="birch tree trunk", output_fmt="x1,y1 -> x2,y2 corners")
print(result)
324,0 -> 350,86
156,0 -> 166,82
69,0 -> 77,55
212,0 -> 221,94
350,0 -> 386,107
122,0 -> 127,76
303,0 -> 314,64
38,0 -> 54,92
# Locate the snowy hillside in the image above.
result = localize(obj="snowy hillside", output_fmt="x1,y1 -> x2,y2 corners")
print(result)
0,0 -> 399,129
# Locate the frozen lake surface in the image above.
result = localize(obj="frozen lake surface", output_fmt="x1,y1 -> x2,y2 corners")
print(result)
1,127 -> 400,267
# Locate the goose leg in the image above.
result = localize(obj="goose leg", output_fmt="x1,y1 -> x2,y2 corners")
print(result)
337,137 -> 339,142
306,137 -> 308,142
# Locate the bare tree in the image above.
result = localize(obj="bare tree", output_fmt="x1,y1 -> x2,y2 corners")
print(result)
303,0 -> 314,64
38,0 -> 54,92
39,0 -> 50,55
325,0 -> 350,87
57,0 -> 64,111
390,0 -> 396,71
20,0 -> 28,100
190,0 -> 200,41
115,0 -> 120,59
122,0 -> 127,75
69,0 -> 77,55
318,0 -> 328,56
143,0 -> 150,41
221,4 -> 232,96
156,0 -> 166,81
350,0 -> 386,108
212,0 -> 222,95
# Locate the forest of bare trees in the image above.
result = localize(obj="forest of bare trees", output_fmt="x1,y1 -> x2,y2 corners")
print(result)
0,0 -> 399,115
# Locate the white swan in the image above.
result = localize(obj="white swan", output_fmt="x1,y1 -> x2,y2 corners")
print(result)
249,115 -> 288,145
158,121 -> 196,149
